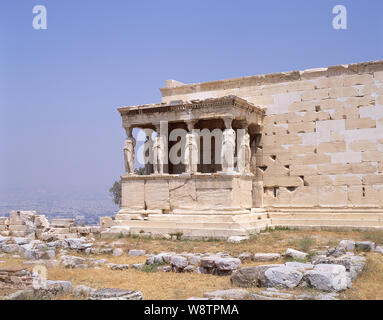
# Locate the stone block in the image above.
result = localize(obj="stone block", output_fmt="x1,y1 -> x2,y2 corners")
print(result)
334,175 -> 362,186
318,141 -> 346,153
169,179 -> 197,209
319,99 -> 344,110
348,186 -> 380,206
331,106 -> 359,120
374,71 -> 383,82
144,179 -> 170,210
252,181 -> 263,208
263,176 -> 303,187
349,140 -> 377,152
100,217 -> 114,231
344,96 -> 375,108
362,151 -> 383,162
350,162 -> 377,174
9,225 -> 27,231
290,165 -> 317,176
345,118 -> 376,130
301,89 -> 329,101
288,122 -> 316,134
303,111 -> 331,122
51,219 -> 75,228
318,186 -> 348,207
329,87 -> 358,99
317,163 -> 351,175
315,77 -> 344,89
287,80 -> 316,91
49,228 -> 71,234
294,154 -> 331,165
344,74 -> 373,86
304,175 -> 334,186
121,179 -> 145,210
288,101 -> 316,112
362,174 -> 383,185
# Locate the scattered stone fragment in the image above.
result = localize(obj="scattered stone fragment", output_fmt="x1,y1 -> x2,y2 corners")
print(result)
203,289 -> 250,300
285,248 -> 308,261
109,263 -> 129,270
62,238 -> 93,251
88,288 -> 143,300
2,244 -> 20,254
253,253 -> 281,262
337,240 -> 355,252
112,248 -> 123,256
132,263 -> 144,270
230,264 -> 284,288
183,265 -> 195,273
162,266 -> 172,272
355,241 -> 375,252
170,255 -> 188,272
265,266 -> 303,289
13,237 -> 30,245
304,264 -> 348,292
60,255 -> 88,269
227,236 -> 249,243
285,262 -> 314,272
238,252 -> 252,263
214,257 -> 241,275
73,285 -> 96,298
128,249 -> 146,256
36,280 -> 73,299
154,252 -> 175,264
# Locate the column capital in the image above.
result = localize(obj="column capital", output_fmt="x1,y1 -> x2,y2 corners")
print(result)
185,120 -> 197,132
222,116 -> 234,129
124,126 -> 133,138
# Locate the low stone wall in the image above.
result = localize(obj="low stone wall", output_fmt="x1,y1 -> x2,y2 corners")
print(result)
0,211 -> 100,241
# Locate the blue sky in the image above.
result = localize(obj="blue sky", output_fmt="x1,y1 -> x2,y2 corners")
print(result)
0,0 -> 382,196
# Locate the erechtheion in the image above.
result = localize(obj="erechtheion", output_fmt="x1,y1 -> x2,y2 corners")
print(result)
103,60 -> 383,239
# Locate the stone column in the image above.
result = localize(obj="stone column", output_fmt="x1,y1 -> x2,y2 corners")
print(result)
153,124 -> 165,174
184,121 -> 198,174
237,128 -> 251,174
123,126 -> 136,174
221,117 -> 236,173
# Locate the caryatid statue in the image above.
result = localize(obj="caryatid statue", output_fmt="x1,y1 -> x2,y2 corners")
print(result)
238,131 -> 251,174
184,132 -> 199,173
143,133 -> 154,175
153,135 -> 165,174
221,127 -> 236,172
123,136 -> 136,174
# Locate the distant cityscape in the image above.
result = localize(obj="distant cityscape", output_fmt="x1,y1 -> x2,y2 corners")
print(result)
0,188 -> 119,225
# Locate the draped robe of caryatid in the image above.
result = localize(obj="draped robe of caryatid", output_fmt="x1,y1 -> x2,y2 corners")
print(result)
221,128 -> 236,172
238,132 -> 251,174
184,132 -> 198,173
153,135 -> 165,174
123,136 -> 136,174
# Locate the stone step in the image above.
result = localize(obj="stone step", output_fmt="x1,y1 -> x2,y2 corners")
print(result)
113,219 -> 262,230
271,218 -> 383,228
147,213 -> 268,223
268,208 -> 383,213
269,212 -> 383,220
127,226 -> 253,239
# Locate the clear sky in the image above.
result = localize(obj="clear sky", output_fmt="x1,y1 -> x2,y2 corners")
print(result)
0,0 -> 382,197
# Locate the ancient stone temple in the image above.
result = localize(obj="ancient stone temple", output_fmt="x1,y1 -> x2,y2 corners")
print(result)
102,60 -> 383,239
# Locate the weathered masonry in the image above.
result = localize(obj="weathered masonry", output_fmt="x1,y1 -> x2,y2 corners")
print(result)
102,60 -> 383,239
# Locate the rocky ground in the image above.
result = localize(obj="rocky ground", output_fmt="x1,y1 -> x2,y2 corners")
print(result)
1,228 -> 383,300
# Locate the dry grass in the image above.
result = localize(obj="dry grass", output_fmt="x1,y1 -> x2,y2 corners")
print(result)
1,229 -> 383,299
345,253 -> 383,300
